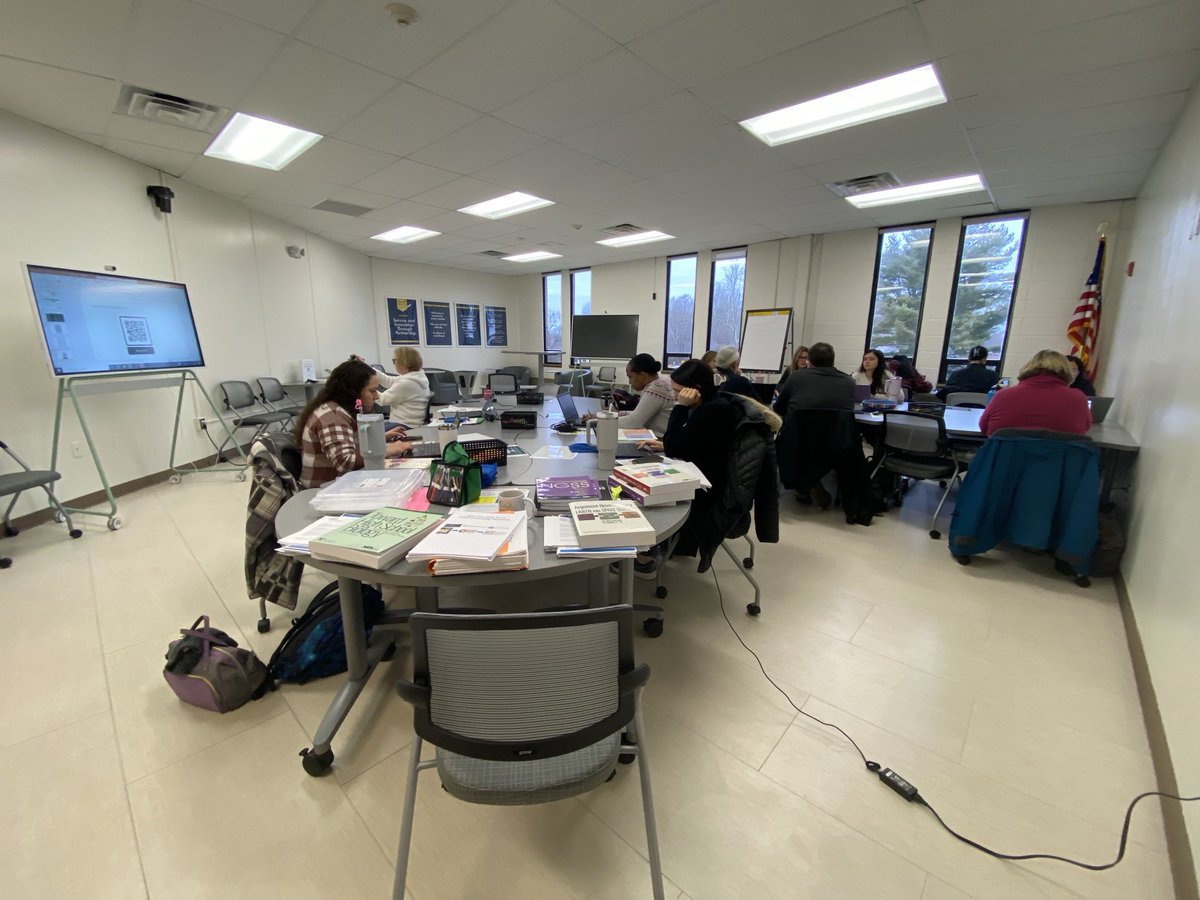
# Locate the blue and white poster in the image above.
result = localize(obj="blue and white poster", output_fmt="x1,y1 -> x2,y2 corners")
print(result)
455,303 -> 481,346
423,300 -> 453,346
387,298 -> 420,345
485,305 -> 508,347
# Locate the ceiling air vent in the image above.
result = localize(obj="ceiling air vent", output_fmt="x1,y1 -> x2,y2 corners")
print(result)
114,85 -> 225,132
825,172 -> 901,198
311,200 -> 375,216
478,250 -> 507,258
601,223 -> 646,236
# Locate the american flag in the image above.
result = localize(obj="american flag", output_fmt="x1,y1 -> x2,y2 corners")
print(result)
1067,237 -> 1105,381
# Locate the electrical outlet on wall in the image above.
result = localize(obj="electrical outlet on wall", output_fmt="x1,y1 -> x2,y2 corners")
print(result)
195,417 -> 207,431
70,441 -> 83,459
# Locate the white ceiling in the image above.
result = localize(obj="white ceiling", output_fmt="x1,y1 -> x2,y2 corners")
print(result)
1,0 -> 1197,273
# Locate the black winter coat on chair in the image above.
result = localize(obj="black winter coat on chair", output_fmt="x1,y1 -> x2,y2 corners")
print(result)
776,408 -> 875,524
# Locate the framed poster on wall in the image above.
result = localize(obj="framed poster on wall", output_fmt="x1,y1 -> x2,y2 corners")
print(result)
387,298 -> 420,345
423,300 -> 453,346
455,302 -> 481,346
485,305 -> 508,347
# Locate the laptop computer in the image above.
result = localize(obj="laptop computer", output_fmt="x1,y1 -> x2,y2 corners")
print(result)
1088,396 -> 1114,423
853,384 -> 872,403
553,390 -> 583,432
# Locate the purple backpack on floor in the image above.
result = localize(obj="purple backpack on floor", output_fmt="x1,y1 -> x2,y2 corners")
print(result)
163,616 -> 273,713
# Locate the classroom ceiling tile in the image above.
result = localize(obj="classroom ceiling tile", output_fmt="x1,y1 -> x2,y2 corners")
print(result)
333,84 -> 480,158
357,199 -> 448,225
559,92 -> 727,162
310,215 -> 395,239
799,133 -> 974,185
286,207 -> 376,234
281,139 -> 397,185
192,0 -> 318,34
690,8 -> 932,122
770,104 -> 963,169
954,52 -> 1200,130
974,123 -> 1174,172
408,0 -> 617,111
0,59 -> 117,135
298,0 -> 509,81
249,173 -> 367,208
103,113 -> 215,153
242,196 -> 309,220
180,160 -> 274,199
527,163 -> 644,207
610,124 -> 759,179
492,49 -> 682,141
408,117 -> 545,176
555,0 -> 710,44
122,0 -> 285,110
983,151 -> 1162,189
239,41 -> 396,135
916,0 -> 1164,58
936,2 -> 1200,99
633,0 -> 909,89
473,142 -> 609,192
0,0 -> 132,78
352,158 -> 460,200
407,176 -> 512,211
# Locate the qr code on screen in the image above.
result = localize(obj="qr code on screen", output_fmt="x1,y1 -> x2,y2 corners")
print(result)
120,316 -> 152,346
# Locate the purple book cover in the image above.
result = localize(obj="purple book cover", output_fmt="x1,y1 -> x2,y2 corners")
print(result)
536,476 -> 600,500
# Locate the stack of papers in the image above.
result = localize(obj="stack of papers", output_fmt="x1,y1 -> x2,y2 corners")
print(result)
310,469 -> 425,513
543,515 -> 639,559
608,459 -> 703,506
308,508 -> 445,570
277,515 -> 359,555
408,509 -> 528,575
568,500 -> 656,549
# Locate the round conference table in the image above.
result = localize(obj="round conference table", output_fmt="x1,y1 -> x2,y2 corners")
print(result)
275,392 -> 690,776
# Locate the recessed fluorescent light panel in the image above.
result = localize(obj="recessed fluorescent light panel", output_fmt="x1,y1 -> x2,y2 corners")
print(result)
845,174 -> 985,208
596,230 -> 676,248
502,251 -> 562,263
371,225 -> 441,243
459,191 -> 555,219
740,64 -> 947,147
204,112 -> 321,170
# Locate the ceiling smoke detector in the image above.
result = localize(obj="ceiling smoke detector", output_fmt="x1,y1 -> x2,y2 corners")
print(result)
385,3 -> 418,26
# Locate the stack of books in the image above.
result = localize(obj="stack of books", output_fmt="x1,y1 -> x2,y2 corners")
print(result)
535,475 -> 601,512
308,507 -> 445,570
568,500 -> 656,550
608,460 -> 703,507
408,509 -> 528,574
277,514 -> 359,555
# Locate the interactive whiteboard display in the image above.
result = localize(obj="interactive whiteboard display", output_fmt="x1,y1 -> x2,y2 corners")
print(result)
26,265 -> 205,376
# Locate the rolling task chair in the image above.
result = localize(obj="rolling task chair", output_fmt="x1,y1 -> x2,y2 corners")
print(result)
1,439 -> 81,569
945,392 -> 990,408
871,411 -> 968,539
487,372 -> 519,395
392,607 -> 665,900
217,381 -> 293,463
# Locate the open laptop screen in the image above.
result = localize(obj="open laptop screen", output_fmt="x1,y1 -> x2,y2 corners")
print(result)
556,390 -> 580,425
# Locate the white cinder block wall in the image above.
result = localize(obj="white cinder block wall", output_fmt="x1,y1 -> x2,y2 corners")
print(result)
1102,81 -> 1200,881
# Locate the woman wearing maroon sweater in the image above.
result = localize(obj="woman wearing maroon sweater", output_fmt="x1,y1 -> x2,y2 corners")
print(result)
979,350 -> 1092,436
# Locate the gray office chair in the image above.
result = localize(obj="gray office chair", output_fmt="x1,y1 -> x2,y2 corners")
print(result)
393,607 -> 664,900
871,411 -> 968,539
430,381 -> 460,405
945,391 -> 989,408
218,381 -> 293,463
1,439 -> 82,569
370,363 -> 387,373
454,370 -> 477,394
255,377 -> 303,417
497,365 -> 532,386
586,365 -> 619,398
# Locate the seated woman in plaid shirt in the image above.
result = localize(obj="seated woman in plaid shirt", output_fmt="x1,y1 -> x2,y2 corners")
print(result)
294,359 -> 413,488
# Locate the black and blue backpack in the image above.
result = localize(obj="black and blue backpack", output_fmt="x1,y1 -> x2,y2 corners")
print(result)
267,582 -> 385,684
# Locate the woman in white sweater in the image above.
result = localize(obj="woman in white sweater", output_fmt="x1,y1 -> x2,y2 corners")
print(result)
618,353 -> 676,437
375,347 -> 433,426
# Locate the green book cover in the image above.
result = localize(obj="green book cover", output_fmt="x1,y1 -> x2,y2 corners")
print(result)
311,507 -> 444,556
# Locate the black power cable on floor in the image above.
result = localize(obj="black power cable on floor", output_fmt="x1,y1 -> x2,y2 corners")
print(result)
708,565 -> 1199,872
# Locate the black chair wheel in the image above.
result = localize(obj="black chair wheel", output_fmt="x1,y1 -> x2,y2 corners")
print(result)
256,618 -> 271,634
654,585 -> 668,599
69,529 -> 82,539
1075,575 -> 1091,588
642,618 -> 664,638
746,603 -> 761,616
929,529 -> 941,539
938,480 -> 947,488
3,525 -> 18,537
954,555 -> 971,566
742,557 -> 754,569
0,557 -> 11,569
300,747 -> 334,776
618,752 -> 636,765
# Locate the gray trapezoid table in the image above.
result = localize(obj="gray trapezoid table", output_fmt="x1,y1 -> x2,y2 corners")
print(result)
275,458 -> 689,777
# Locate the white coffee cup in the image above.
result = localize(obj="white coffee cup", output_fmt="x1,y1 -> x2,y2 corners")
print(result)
497,489 -> 525,512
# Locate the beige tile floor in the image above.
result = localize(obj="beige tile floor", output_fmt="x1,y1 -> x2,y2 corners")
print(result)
0,473 -> 1177,899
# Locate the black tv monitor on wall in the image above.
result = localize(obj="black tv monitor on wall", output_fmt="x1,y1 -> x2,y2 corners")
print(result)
25,265 -> 205,376
571,314 -> 638,359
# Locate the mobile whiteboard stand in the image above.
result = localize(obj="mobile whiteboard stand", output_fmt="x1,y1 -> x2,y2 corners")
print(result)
48,369 -> 242,531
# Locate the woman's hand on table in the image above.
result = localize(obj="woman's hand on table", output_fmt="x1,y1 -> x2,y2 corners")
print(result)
384,440 -> 413,458
637,439 -> 664,452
